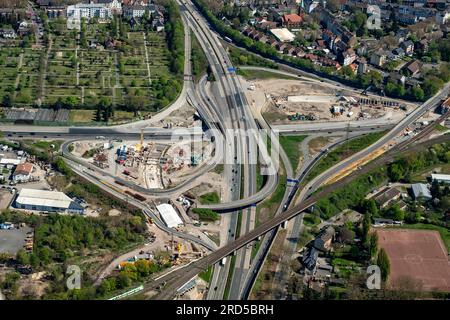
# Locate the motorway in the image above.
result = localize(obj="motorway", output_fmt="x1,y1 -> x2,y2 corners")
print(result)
2,0 -> 449,301
148,0 -> 450,299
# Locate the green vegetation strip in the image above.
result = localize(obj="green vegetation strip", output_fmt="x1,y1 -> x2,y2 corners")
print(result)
223,254 -> 236,300
199,192 -> 220,204
305,131 -> 387,183
198,266 -> 213,283
192,208 -> 220,221
279,135 -> 307,171
315,141 -> 450,220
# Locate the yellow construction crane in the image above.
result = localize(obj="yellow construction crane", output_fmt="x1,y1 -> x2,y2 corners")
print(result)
177,243 -> 182,255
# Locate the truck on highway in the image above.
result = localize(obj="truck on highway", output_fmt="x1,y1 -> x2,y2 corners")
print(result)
220,257 -> 227,266
224,36 -> 232,43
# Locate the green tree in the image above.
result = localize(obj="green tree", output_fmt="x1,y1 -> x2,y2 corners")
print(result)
16,249 -> 30,265
362,212 -> 371,245
430,179 -> 441,199
385,204 -> 405,221
377,248 -> 390,282
368,232 -> 378,258
388,162 -> 404,181
411,85 -> 425,101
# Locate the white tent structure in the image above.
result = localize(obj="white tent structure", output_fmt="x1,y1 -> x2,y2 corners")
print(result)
156,203 -> 183,228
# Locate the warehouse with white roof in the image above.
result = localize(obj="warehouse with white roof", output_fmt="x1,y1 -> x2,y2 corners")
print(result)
156,203 -> 183,228
431,174 -> 450,184
14,188 -> 85,215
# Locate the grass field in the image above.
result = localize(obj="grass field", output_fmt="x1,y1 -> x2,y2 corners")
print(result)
279,135 -> 307,172
199,192 -> 220,205
198,266 -> 213,283
256,164 -> 287,227
69,109 -> 95,123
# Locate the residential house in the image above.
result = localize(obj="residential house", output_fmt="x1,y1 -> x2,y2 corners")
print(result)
357,43 -> 368,56
402,59 -> 422,76
98,0 -> 122,13
302,246 -> 319,272
373,187 -> 402,209
357,58 -> 367,75
303,0 -> 320,14
370,51 -> 387,67
436,11 -> 450,25
123,5 -> 149,18
410,183 -> 432,201
397,13 -> 418,25
292,47 -> 305,57
390,72 -> 406,86
282,13 -> 302,29
394,29 -> 410,44
392,47 -> 405,59
13,163 -> 34,183
415,39 -> 429,54
339,48 -> 356,66
438,97 -> 450,115
284,45 -> 296,55
312,227 -> 335,252
400,40 -> 414,56
276,42 -> 287,52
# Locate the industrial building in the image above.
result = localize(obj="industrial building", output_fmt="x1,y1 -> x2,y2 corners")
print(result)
410,183 -> 432,201
431,174 -> 450,184
13,188 -> 85,215
156,203 -> 183,228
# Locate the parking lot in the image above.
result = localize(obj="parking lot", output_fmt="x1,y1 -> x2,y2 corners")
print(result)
0,226 -> 32,255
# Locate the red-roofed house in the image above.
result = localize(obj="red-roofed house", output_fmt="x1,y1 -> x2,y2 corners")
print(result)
13,163 -> 34,183
282,13 -> 302,29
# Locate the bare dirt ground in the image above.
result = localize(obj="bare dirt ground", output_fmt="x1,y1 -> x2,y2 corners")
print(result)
377,228 -> 450,292
0,189 -> 13,210
162,141 -> 215,187
244,78 -> 413,125
150,103 -> 201,128
308,136 -> 335,155
185,178 -> 224,204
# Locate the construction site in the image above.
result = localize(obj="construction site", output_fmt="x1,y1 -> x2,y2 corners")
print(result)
69,129 -> 215,190
243,77 -> 417,125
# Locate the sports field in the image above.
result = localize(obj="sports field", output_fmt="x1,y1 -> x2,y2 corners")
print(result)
377,228 -> 450,292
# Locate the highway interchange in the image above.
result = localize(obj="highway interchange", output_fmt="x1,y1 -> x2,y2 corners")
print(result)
1,0 -> 450,301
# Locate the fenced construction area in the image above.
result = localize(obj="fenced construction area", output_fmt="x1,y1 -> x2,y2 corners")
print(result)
377,229 -> 450,292
0,16 -> 177,125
